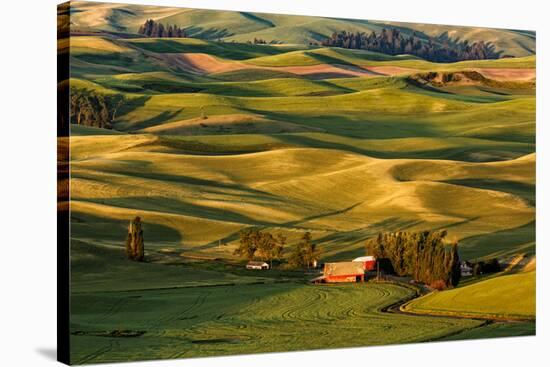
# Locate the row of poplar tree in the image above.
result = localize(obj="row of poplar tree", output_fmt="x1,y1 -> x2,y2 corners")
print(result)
366,230 -> 461,288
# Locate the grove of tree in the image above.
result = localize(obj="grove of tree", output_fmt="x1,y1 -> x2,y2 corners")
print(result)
70,88 -> 125,129
365,230 -> 461,288
321,28 -> 501,62
234,229 -> 285,268
138,19 -> 186,38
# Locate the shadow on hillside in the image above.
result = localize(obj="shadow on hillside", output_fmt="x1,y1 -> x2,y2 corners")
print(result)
433,216 -> 481,232
114,95 -> 151,130
71,167 -> 283,203
185,26 -> 234,39
127,108 -> 184,131
436,32 -> 503,58
75,195 -> 281,228
443,179 -> 535,206
239,107 -> 442,139
282,201 -> 365,227
70,210 -> 182,244
459,220 -> 536,260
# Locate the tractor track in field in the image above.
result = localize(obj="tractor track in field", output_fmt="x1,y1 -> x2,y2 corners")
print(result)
378,283 -> 496,341
76,340 -> 116,365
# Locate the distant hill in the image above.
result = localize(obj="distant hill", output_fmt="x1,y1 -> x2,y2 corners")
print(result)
69,1 -> 535,58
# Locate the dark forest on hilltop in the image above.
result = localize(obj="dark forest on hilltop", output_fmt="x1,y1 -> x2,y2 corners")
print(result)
321,29 -> 502,62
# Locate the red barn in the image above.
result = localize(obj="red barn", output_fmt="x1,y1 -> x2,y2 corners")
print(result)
353,256 -> 376,271
323,262 -> 365,283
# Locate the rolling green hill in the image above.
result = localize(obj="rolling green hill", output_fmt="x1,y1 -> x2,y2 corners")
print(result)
66,31 -> 535,263
69,132 -> 534,261
65,17 -> 536,264
62,3 -> 536,361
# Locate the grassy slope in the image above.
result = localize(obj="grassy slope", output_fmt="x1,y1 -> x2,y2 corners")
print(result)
124,37 -> 303,59
114,93 -> 536,157
69,1 -> 183,33
94,75 -> 356,97
71,124 -> 124,136
67,49 -> 535,142
245,48 -> 535,69
67,35 -> 534,87
71,239 -> 272,293
96,71 -> 533,102
69,133 -> 534,261
403,270 -> 536,319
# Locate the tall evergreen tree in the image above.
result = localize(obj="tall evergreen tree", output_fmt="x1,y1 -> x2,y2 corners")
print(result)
126,216 -> 144,261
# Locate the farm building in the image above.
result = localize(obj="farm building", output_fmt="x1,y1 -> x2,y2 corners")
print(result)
460,261 -> 473,276
246,261 -> 269,270
353,256 -> 377,271
322,261 -> 366,283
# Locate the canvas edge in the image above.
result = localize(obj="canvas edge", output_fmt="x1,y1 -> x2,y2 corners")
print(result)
57,1 -> 71,365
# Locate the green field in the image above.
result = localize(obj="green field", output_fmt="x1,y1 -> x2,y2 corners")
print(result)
62,1 -> 536,363
403,270 -> 536,319
70,280 -> 482,364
